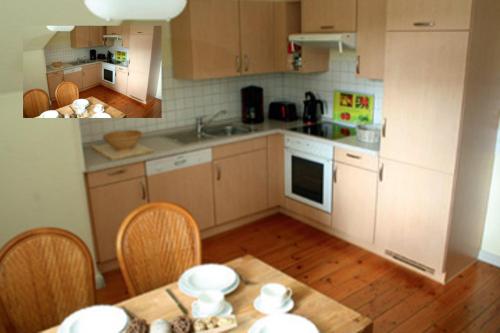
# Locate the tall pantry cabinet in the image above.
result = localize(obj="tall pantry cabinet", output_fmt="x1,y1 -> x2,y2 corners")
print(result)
376,0 -> 500,283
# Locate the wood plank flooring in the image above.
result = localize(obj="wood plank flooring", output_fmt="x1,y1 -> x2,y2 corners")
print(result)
97,214 -> 500,332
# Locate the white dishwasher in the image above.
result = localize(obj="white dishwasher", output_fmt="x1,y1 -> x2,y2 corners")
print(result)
146,149 -> 215,230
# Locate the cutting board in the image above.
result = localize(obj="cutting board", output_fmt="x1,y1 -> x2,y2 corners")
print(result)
92,143 -> 153,160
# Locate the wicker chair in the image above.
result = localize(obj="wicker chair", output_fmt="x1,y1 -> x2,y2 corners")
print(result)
55,81 -> 79,108
23,89 -> 51,118
0,228 -> 95,333
117,203 -> 202,296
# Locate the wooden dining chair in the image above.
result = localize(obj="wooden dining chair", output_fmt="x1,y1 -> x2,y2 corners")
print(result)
117,203 -> 202,296
0,228 -> 95,333
22,89 -> 50,118
55,81 -> 79,108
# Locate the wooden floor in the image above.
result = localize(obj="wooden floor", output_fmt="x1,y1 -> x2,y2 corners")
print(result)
97,214 -> 500,333
51,85 -> 162,118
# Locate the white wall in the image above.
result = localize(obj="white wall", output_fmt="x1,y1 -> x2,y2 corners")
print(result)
23,49 -> 49,92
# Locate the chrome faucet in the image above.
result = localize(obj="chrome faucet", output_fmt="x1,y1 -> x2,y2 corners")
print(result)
196,110 -> 228,137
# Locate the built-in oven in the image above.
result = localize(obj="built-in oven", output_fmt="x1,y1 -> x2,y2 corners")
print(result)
285,135 -> 334,213
102,63 -> 116,84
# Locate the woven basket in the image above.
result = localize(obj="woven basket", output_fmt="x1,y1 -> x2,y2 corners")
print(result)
104,131 -> 142,150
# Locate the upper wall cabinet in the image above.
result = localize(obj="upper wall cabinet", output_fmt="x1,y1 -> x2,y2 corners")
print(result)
71,26 -> 104,48
301,0 -> 357,33
387,0 -> 473,31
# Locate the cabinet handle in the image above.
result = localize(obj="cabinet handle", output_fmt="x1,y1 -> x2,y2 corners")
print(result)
379,163 -> 384,182
174,159 -> 187,166
382,118 -> 387,138
244,55 -> 249,72
346,153 -> 361,160
356,55 -> 360,75
333,166 -> 338,183
235,56 -> 241,72
140,181 -> 146,200
108,169 -> 126,176
413,21 -> 435,27
320,25 -> 334,30
216,165 -> 221,181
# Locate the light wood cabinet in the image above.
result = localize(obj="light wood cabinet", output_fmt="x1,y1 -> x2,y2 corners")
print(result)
121,23 -> 130,48
87,164 -> 148,271
268,134 -> 285,208
106,25 -> 122,35
71,26 -> 103,48
130,23 -> 154,35
332,162 -> 377,245
127,33 -> 153,103
115,67 -> 128,95
376,159 -> 453,274
357,0 -> 386,80
147,163 -> 216,231
82,63 -> 101,90
301,0 -> 357,33
89,26 -> 104,47
63,71 -> 83,90
46,71 -> 63,101
381,32 -> 469,174
213,149 -> 268,225
387,0 -> 473,31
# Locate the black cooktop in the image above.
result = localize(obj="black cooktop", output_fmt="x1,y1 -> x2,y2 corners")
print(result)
290,122 -> 356,140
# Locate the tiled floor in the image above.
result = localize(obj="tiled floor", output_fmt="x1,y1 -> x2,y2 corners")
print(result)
97,214 -> 500,333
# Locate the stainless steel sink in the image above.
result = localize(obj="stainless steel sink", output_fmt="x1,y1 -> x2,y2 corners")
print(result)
202,124 -> 252,137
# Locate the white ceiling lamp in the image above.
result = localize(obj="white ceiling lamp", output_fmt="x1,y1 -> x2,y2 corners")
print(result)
47,26 -> 75,32
83,0 -> 187,21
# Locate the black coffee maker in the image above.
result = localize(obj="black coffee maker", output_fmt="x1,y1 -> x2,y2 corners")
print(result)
302,92 -> 324,124
89,49 -> 97,60
241,86 -> 264,124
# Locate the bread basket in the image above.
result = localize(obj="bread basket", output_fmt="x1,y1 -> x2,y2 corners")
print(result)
104,131 -> 142,150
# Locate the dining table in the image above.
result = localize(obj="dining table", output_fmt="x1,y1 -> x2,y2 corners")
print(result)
56,96 -> 126,118
42,255 -> 372,333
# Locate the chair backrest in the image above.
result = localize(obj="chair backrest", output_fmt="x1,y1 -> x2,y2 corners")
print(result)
55,81 -> 79,108
23,89 -> 50,118
117,203 -> 202,296
0,228 -> 95,333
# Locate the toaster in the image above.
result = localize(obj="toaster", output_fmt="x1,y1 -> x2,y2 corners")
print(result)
268,102 -> 298,122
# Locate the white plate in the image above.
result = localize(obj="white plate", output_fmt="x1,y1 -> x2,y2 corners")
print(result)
91,113 -> 112,118
179,264 -> 239,297
39,110 -> 60,118
253,296 -> 294,315
58,305 -> 129,333
192,301 -> 233,319
72,99 -> 90,109
249,314 -> 319,333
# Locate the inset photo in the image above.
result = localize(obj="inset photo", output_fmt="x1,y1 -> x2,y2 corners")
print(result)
23,23 -> 162,118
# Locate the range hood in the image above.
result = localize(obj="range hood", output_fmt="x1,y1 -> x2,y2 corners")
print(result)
103,34 -> 123,39
288,33 -> 356,53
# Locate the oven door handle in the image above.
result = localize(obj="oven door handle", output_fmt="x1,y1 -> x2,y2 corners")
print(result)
284,147 -> 333,164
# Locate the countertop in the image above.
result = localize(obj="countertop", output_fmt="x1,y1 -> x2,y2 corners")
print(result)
83,119 -> 380,173
46,60 -> 128,74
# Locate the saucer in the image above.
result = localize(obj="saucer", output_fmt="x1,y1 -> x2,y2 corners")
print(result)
192,301 -> 233,319
253,296 -> 294,315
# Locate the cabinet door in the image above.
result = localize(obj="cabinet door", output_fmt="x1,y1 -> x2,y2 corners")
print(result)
376,159 -> 453,273
387,0 -> 473,31
332,162 -> 377,245
121,23 -> 130,48
268,134 -> 285,208
106,25 -> 122,35
89,177 -> 148,265
213,149 -> 268,224
89,26 -> 104,47
148,164 -> 216,230
301,0 -> 357,33
240,0 -> 275,75
63,71 -> 83,90
381,32 -> 468,174
115,69 -> 128,95
70,26 -> 90,48
127,34 -> 153,102
82,64 -> 100,90
47,71 -> 63,100
357,0 -> 386,80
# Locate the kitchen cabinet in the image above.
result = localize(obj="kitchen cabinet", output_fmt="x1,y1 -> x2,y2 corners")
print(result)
121,23 -> 130,48
356,0 -> 386,80
130,23 -> 154,35
46,71 -> 63,101
89,26 -> 104,47
376,159 -> 453,274
115,66 -> 129,95
86,163 -> 148,271
301,0 -> 357,33
63,70 -> 83,90
106,25 -> 122,35
213,141 -> 268,224
127,31 -> 154,103
147,154 -> 216,231
267,134 -> 285,208
71,26 -> 103,48
274,1 -> 329,74
332,161 -> 377,245
381,32 -> 469,174
82,63 -> 101,90
387,0 -> 473,31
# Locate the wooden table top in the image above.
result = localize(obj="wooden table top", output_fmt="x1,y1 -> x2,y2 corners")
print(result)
42,255 -> 372,333
56,96 -> 126,118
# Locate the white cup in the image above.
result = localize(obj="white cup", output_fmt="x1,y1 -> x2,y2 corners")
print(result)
196,290 -> 224,316
260,283 -> 293,309
94,104 -> 105,113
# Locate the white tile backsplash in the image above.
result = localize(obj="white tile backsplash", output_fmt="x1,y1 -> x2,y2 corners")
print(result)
79,29 -> 384,143
44,32 -> 107,65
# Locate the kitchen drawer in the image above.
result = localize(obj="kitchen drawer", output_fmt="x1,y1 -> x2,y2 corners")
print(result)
47,71 -> 63,78
213,137 -> 267,160
130,23 -> 154,35
87,163 -> 145,188
335,148 -> 378,171
116,66 -> 128,73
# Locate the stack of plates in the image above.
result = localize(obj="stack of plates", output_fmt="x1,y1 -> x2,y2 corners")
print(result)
58,305 -> 129,333
178,264 -> 240,297
249,314 -> 319,333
